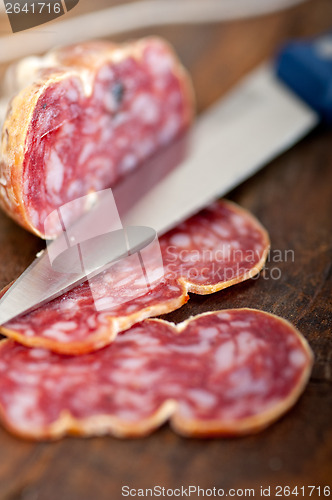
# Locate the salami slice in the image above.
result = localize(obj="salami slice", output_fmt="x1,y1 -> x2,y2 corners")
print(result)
0,37 -> 193,238
0,309 -> 313,439
0,200 -> 270,354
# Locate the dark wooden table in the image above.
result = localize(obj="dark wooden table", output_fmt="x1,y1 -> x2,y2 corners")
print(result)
0,1 -> 331,498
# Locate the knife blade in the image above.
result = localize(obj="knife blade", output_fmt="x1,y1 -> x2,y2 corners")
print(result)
1,32 -> 330,325
122,63 -> 317,232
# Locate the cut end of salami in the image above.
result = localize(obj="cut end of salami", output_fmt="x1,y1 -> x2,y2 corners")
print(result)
0,200 -> 270,354
0,37 -> 194,238
0,309 -> 313,440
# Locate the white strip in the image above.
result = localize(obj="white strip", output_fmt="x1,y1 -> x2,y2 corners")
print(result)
0,0 -> 307,64
123,64 -> 318,233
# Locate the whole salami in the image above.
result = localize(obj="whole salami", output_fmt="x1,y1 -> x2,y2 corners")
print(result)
0,200 -> 270,354
0,37 -> 194,238
0,309 -> 313,439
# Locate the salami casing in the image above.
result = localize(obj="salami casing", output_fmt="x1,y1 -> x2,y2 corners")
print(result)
0,309 -> 313,439
0,38 -> 194,238
0,200 -> 270,353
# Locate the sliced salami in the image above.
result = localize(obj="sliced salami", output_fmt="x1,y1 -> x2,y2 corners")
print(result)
0,200 -> 270,354
0,37 -> 193,238
0,309 -> 313,439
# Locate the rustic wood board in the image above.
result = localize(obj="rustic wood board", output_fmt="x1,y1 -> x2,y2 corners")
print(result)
0,1 -> 331,498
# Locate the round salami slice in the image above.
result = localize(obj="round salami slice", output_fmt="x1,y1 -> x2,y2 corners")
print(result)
0,200 -> 270,354
0,309 -> 313,439
0,37 -> 194,238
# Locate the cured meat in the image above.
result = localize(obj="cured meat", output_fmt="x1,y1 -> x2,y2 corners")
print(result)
0,309 -> 313,439
0,200 -> 270,354
0,37 -> 193,238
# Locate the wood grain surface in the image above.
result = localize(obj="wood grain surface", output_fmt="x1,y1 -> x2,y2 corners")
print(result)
0,1 -> 331,499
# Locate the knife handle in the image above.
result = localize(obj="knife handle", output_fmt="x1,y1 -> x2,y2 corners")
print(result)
276,32 -> 332,124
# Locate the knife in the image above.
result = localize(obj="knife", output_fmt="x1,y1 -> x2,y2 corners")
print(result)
0,32 -> 331,325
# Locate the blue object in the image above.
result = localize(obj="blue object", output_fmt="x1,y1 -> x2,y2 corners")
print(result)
276,32 -> 332,124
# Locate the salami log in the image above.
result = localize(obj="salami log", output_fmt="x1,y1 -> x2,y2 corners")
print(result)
0,309 -> 313,439
0,37 -> 194,238
0,200 -> 270,354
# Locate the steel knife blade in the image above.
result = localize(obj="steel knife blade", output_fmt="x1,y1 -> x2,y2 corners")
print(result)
0,59 -> 320,325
